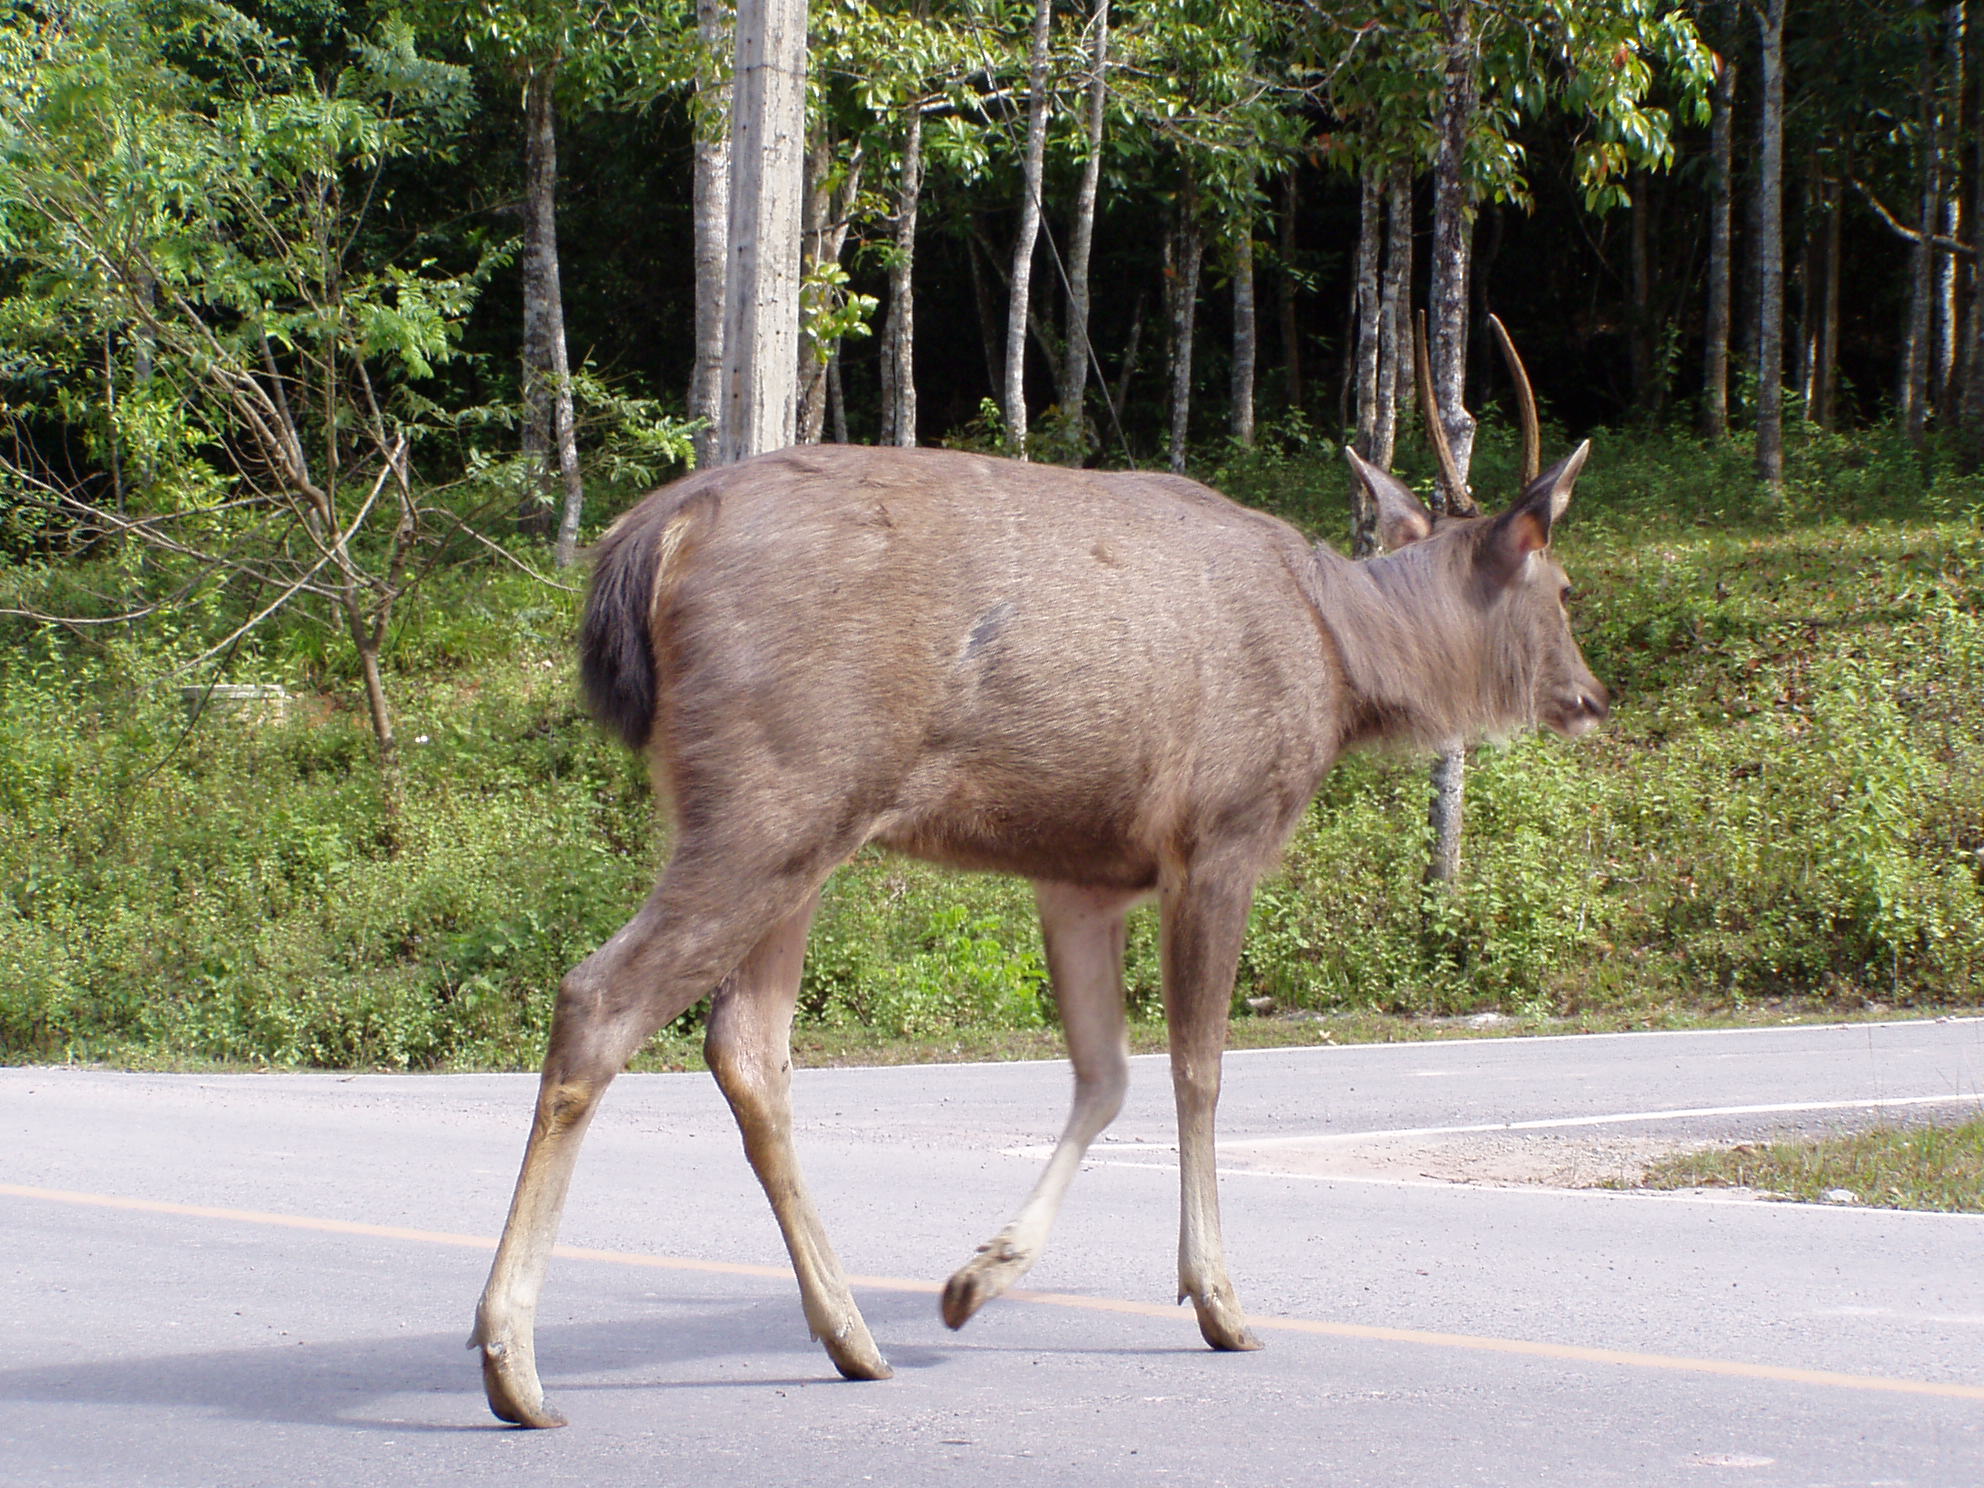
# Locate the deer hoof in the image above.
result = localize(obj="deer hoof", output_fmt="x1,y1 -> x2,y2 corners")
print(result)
478,1341 -> 568,1428
1183,1287 -> 1265,1353
941,1245 -> 1032,1331
821,1325 -> 893,1382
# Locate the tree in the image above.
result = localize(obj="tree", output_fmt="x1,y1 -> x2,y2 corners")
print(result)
0,4 -> 491,777
718,0 -> 808,461
452,2 -> 615,567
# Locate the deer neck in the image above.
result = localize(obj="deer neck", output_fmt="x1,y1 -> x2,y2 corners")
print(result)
1307,541 -> 1491,751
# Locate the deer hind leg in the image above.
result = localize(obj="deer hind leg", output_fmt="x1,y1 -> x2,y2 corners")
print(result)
471,837 -> 843,1427
1163,866 -> 1264,1353
705,890 -> 891,1382
941,882 -> 1140,1330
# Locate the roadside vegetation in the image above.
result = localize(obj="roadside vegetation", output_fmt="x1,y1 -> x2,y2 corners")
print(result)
5,423 -> 1982,1070
1634,1117 -> 1984,1214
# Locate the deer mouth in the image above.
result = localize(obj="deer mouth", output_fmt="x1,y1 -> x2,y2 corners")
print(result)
1541,689 -> 1610,738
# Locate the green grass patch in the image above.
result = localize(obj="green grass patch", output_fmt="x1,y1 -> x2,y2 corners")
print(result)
1633,1117 -> 1984,1213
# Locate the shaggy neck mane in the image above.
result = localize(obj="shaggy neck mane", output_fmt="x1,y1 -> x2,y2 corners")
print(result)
1303,534 -> 1526,750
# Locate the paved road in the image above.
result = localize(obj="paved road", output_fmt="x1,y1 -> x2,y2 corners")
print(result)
4,1018 -> 1983,1487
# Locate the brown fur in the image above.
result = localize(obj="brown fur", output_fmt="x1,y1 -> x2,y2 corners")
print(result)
473,442 -> 1608,1427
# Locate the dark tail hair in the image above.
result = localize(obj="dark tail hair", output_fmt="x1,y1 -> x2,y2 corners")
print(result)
579,500 -> 668,753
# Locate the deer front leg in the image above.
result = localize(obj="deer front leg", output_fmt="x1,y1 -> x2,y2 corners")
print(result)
1162,867 -> 1263,1353
706,894 -> 891,1381
942,882 -> 1140,1330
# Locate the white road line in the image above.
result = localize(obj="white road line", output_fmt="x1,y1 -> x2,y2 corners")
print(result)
1005,1090 -> 1984,1162
1059,1157 -> 1984,1217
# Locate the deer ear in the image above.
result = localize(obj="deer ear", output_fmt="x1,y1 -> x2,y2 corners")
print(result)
1343,446 -> 1434,552
1488,439 -> 1590,570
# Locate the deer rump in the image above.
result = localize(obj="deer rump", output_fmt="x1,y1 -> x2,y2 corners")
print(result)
471,438 -> 1605,1428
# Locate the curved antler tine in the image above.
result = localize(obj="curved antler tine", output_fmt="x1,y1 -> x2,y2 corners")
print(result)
1488,313 -> 1540,486
1414,310 -> 1467,513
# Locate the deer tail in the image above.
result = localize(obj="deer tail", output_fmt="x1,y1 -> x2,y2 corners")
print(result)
579,483 -> 710,753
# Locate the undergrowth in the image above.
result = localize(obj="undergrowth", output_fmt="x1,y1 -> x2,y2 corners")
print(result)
3,424 -> 1982,1068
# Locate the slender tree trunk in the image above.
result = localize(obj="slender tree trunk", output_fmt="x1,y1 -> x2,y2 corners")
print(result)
1754,0 -> 1787,492
718,0 -> 808,463
827,349 -> 848,443
1703,35 -> 1736,440
688,0 -> 731,467
1424,0 -> 1481,889
1934,2 -> 1966,415
1279,172 -> 1304,409
1352,160 -> 1383,456
1630,185 -> 1655,416
1815,169 -> 1843,428
1004,0 -> 1055,457
798,128 -> 833,444
1350,159 -> 1384,556
795,142 -> 864,444
1058,0 -> 1110,434
1962,0 -> 1984,468
1381,159 -> 1414,450
1166,179 -> 1203,475
1231,214 -> 1257,447
1796,162 -> 1819,415
881,101 -> 924,447
1903,23 -> 1939,445
1428,0 -> 1480,500
520,64 -> 587,568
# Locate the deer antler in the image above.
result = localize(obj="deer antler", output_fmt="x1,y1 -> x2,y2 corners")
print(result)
1414,310 -> 1469,514
1488,313 -> 1540,486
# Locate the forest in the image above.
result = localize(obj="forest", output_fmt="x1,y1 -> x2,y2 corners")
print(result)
2,0 -> 1982,1069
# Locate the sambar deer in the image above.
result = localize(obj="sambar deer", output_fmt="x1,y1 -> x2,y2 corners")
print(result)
470,340 -> 1608,1428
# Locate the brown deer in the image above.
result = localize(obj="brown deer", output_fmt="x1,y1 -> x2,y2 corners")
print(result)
470,345 -> 1608,1428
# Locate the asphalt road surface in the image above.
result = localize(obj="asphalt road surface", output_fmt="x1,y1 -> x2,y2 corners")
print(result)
4,1017 -> 1983,1488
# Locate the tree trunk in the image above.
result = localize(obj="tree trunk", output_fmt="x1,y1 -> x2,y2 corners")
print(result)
1166,182 -> 1203,475
1279,172 -> 1304,409
1350,159 -> 1384,556
1231,214 -> 1256,447
881,101 -> 924,447
827,349 -> 848,443
1962,0 -> 1984,468
1629,184 -> 1664,418
1381,159 -> 1414,455
1933,2 -> 1966,415
520,64 -> 587,568
1754,0 -> 1787,492
1814,169 -> 1843,428
1428,0 -> 1480,501
1004,0 -> 1055,457
1352,159 -> 1383,457
718,0 -> 808,464
1424,0 -> 1481,890
1058,0 -> 1110,436
797,127 -> 833,444
1902,21 -> 1939,446
1702,34 -> 1736,440
688,0 -> 731,468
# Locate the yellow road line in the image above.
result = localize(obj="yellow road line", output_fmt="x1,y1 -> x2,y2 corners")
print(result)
8,1181 -> 1983,1403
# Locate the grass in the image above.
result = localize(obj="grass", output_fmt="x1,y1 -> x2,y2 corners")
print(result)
1633,1116 -> 1984,1213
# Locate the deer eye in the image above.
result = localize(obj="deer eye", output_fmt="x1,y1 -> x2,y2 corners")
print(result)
1559,583 -> 1575,608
